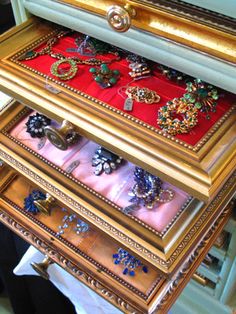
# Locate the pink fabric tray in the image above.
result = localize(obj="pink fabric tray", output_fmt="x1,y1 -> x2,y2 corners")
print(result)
10,112 -> 190,232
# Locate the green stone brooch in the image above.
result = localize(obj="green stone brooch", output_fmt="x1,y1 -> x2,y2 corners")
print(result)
89,64 -> 120,88
184,79 -> 219,119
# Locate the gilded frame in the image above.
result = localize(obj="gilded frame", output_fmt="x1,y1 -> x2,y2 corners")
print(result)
0,165 -> 233,313
0,101 -> 235,276
0,19 -> 235,201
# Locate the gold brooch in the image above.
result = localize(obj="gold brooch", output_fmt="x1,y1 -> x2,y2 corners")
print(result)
50,58 -> 78,80
157,98 -> 198,135
125,86 -> 160,104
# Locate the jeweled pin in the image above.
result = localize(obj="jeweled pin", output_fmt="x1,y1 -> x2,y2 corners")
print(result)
92,146 -> 123,175
89,64 -> 120,88
26,113 -> 51,139
24,190 -> 47,215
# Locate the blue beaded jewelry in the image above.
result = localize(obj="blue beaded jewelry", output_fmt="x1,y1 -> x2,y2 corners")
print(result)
113,248 -> 148,276
56,208 -> 89,237
24,190 -> 46,215
158,64 -> 191,83
128,167 -> 174,209
74,219 -> 90,234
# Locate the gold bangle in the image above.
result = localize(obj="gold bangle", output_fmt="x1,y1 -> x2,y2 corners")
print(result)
50,58 -> 78,80
157,97 -> 198,135
125,86 -> 160,104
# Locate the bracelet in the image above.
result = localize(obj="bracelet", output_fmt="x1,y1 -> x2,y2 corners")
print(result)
125,86 -> 160,104
157,97 -> 198,135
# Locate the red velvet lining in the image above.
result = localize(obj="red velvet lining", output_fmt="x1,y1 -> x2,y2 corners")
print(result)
19,33 -> 235,146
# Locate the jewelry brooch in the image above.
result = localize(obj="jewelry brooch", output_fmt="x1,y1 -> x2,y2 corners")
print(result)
125,86 -> 160,104
26,113 -> 51,138
24,190 -> 46,215
157,97 -> 198,135
92,146 -> 123,175
89,64 -> 120,88
128,167 -> 174,209
158,64 -> 191,83
75,36 -> 117,56
113,248 -> 148,276
51,58 -> 78,80
126,54 -> 151,78
184,79 -> 219,119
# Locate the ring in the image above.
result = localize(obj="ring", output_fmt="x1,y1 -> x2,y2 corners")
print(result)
157,97 -> 198,135
125,86 -> 160,104
50,58 -> 78,80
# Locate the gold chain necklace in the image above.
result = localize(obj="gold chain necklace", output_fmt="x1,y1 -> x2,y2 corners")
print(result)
18,30 -> 121,80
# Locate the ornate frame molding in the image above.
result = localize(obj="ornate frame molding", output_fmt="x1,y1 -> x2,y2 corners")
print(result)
0,197 -> 232,313
2,106 -> 193,238
0,147 -> 235,274
155,203 -> 231,313
0,210 -> 141,314
139,0 -> 236,33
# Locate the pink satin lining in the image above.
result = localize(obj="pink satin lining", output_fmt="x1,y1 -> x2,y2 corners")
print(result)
10,112 -> 190,232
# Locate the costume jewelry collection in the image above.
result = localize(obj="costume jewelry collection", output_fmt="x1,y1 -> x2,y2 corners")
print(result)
19,29 -> 220,135
19,29 -> 221,278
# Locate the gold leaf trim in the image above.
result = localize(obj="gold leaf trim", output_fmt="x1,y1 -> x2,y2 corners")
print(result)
154,204 -> 231,312
0,148 -> 235,270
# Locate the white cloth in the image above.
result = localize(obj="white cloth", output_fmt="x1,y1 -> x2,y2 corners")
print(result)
14,246 -> 122,314
0,91 -> 13,110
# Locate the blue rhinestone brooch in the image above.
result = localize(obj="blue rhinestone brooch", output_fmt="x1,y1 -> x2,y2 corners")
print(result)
24,190 -> 46,215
